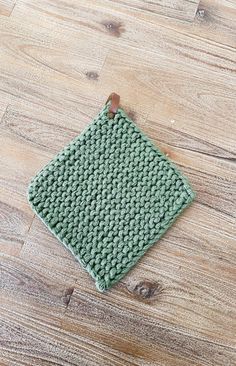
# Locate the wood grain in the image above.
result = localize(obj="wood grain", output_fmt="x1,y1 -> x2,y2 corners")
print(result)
0,186 -> 32,256
0,120 -> 52,197
194,0 -> 236,47
0,0 -> 15,16
14,0 -> 236,74
0,0 -> 236,365
107,0 -> 200,22
93,0 -> 236,48
0,297 -> 154,366
20,218 -> 81,286
61,287 -> 236,366
99,48 -> 236,140
0,93 -> 9,120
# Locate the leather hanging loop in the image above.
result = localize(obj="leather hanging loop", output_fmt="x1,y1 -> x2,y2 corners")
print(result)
106,93 -> 120,117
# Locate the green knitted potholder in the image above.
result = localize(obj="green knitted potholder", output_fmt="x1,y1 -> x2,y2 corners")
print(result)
28,94 -> 195,291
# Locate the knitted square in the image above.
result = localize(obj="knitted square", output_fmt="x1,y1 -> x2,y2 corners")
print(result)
28,102 -> 195,291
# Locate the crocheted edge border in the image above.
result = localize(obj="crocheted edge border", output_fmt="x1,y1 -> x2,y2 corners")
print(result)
27,103 -> 195,292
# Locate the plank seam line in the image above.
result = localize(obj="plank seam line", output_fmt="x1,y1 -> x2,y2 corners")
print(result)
0,104 -> 10,125
86,0 -> 236,52
18,214 -> 36,256
9,1 -> 17,17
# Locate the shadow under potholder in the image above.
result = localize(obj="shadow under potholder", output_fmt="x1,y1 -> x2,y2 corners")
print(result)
28,93 -> 195,291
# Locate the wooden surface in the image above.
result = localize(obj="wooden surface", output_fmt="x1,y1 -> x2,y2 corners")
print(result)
0,0 -> 236,365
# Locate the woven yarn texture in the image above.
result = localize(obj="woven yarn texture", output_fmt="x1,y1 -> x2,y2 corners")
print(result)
28,103 -> 195,291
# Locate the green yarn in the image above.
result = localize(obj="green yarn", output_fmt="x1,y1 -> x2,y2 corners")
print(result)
28,103 -> 195,291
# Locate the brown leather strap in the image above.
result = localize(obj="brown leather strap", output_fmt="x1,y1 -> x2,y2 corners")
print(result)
106,93 -> 120,114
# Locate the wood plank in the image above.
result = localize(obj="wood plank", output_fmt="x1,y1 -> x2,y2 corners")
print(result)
14,0 -> 236,76
0,0 -> 15,16
107,0 -> 200,22
1,98 -> 147,152
147,205 -> 236,284
0,186 -> 33,256
80,0 -> 236,48
0,15 -> 108,117
0,122 -> 52,197
98,48 -> 235,152
1,101 -> 87,154
118,248 -> 236,344
20,218 -> 82,286
0,295 -> 151,366
0,254 -> 75,310
0,87 -> 104,135
1,1 -> 235,119
0,308 -> 99,366
62,287 -> 236,366
0,248 -> 75,364
194,0 -> 236,47
0,92 -> 9,120
0,99 -> 33,256
0,286 -> 64,329
106,45 -> 234,107
144,120 -> 236,161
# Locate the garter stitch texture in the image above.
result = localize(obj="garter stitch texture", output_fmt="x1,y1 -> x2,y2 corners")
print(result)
28,102 -> 195,291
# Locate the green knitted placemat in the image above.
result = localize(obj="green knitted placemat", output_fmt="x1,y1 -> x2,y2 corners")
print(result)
28,98 -> 195,291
